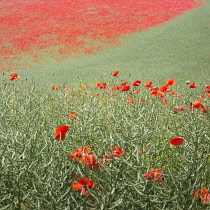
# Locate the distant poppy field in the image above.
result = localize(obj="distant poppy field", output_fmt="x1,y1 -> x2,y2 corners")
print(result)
0,0 -> 203,72
1,0 -> 210,209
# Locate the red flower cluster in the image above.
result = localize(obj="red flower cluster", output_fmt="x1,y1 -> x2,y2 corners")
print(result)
190,99 -> 208,113
10,73 -> 20,81
51,86 -> 59,90
194,187 -> 210,203
72,178 -> 95,196
142,168 -> 165,184
54,125 -> 69,141
70,146 -> 100,169
96,82 -> 109,90
173,106 -> 185,114
112,71 -> 120,76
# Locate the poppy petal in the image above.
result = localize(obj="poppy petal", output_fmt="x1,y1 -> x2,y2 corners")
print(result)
170,137 -> 184,146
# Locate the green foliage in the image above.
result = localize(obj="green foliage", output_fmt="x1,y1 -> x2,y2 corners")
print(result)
0,73 -> 209,209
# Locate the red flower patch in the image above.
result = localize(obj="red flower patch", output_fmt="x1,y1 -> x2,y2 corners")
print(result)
142,168 -> 165,184
0,0 -> 202,71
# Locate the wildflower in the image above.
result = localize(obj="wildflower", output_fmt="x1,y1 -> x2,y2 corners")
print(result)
68,112 -> 78,120
72,178 -> 95,196
122,86 -> 130,91
159,85 -> 170,93
190,99 -> 208,113
65,87 -> 71,92
194,187 -> 210,203
52,86 -> 59,90
112,71 -> 119,76
132,80 -> 141,86
189,83 -> 197,88
112,146 -> 127,158
186,81 -> 190,84
54,125 -> 69,141
144,81 -> 153,89
132,90 -> 141,94
166,79 -> 176,87
96,82 -> 109,89
10,73 -> 20,81
70,146 -> 91,162
173,106 -> 185,114
81,84 -> 87,89
127,99 -> 135,103
113,85 -> 122,91
121,82 -> 128,86
170,137 -> 184,146
142,168 -> 165,184
162,100 -> 169,105
85,154 -> 100,169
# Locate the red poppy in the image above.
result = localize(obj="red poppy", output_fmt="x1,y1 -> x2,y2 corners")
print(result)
162,100 -> 169,105
122,86 -> 130,91
132,80 -> 141,86
170,91 -> 178,97
72,178 -> 95,196
113,85 -> 122,91
166,79 -> 176,87
190,99 -> 207,113
132,90 -> 141,94
189,83 -> 197,88
170,137 -> 184,146
112,71 -> 119,76
55,125 -> 69,141
194,187 -> 210,203
144,81 -> 153,89
127,99 -> 135,103
205,85 -> 210,93
112,146 -> 127,158
10,73 -> 20,81
142,168 -> 165,184
121,82 -> 128,86
81,84 -> 87,89
85,154 -> 100,169
65,87 -> 71,92
173,106 -> 185,114
96,82 -> 109,89
70,146 -> 91,162
159,85 -> 170,93
68,112 -> 78,120
52,86 -> 59,90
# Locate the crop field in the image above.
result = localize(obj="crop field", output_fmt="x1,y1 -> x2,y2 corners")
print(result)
0,0 -> 210,209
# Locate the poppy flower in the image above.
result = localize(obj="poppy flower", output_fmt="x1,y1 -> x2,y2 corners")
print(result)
170,137 -> 184,146
190,99 -> 207,113
121,82 -> 128,86
113,85 -> 122,91
205,85 -> 210,93
162,100 -> 169,105
189,83 -> 197,88
96,82 -> 109,89
159,86 -> 170,93
173,106 -> 185,114
70,146 -> 91,162
68,112 -> 78,120
112,146 -> 127,158
54,125 -> 69,141
52,86 -> 59,90
122,86 -> 130,91
81,84 -> 87,89
10,73 -> 20,81
85,154 -> 100,169
72,178 -> 95,196
65,87 -> 71,92
142,168 -> 165,184
132,80 -> 141,86
132,90 -> 141,94
127,99 -> 135,103
194,187 -> 210,203
112,71 -> 119,76
166,79 -> 176,87
144,81 -> 153,89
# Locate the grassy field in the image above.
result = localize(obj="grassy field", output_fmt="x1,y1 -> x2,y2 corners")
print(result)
0,0 -> 210,209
